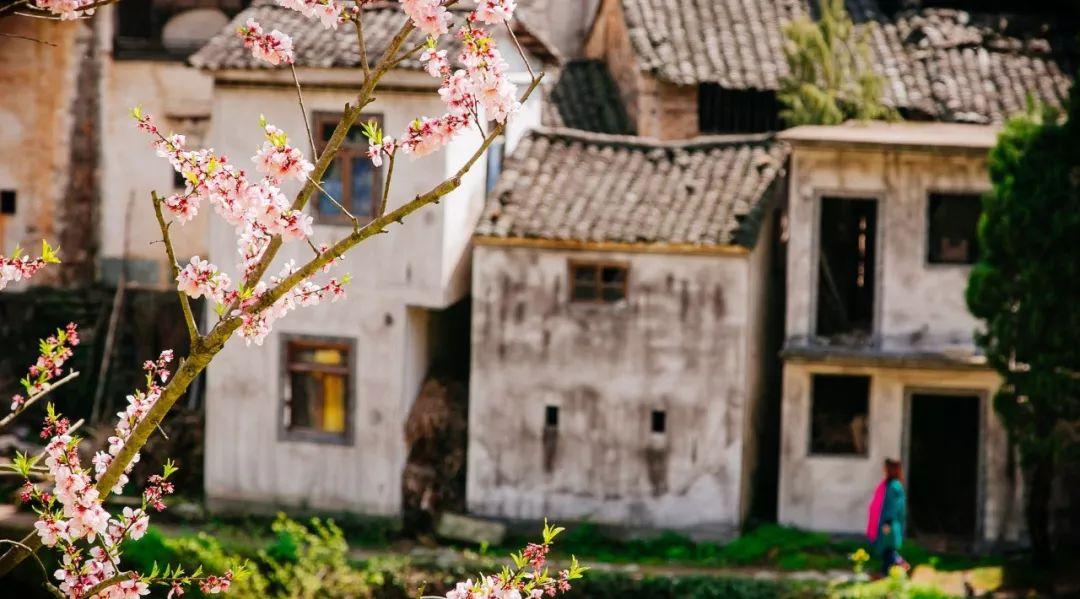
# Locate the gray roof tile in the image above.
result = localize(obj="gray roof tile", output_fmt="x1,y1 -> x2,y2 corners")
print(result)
477,128 -> 788,247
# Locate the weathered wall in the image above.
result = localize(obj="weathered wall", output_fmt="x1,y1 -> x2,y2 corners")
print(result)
467,244 -> 758,536
784,145 -> 991,352
583,0 -> 697,140
777,362 -> 1022,545
0,19 -> 80,280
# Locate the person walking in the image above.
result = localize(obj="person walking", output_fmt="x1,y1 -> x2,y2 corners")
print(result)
865,458 -> 908,577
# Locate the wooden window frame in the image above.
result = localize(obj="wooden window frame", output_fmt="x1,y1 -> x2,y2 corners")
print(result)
279,334 -> 356,445
311,111 -> 383,226
568,260 -> 629,304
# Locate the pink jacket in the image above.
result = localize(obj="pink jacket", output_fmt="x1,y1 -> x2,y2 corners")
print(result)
866,480 -> 886,542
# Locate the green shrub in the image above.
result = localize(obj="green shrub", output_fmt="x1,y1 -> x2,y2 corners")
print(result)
565,571 -> 821,599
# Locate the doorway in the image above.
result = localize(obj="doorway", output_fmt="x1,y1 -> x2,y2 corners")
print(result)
907,392 -> 981,544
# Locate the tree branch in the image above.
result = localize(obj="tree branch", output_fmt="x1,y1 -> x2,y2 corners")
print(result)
377,149 -> 397,218
0,371 -> 80,432
152,192 -> 199,343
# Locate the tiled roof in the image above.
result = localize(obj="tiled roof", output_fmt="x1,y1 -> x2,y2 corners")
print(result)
190,1 -> 557,71
476,128 -> 789,247
543,60 -> 634,134
615,0 -> 1074,123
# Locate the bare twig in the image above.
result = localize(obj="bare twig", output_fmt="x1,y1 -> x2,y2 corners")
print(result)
378,149 -> 397,218
353,13 -> 370,82
306,175 -> 358,228
0,31 -> 56,45
0,371 -> 80,432
290,64 -> 318,161
504,20 -> 536,82
151,192 -> 199,343
0,540 -> 50,582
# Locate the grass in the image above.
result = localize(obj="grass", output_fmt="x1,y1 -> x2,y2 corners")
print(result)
495,522 -> 1004,573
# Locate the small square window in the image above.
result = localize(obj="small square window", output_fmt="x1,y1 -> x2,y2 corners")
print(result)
569,261 -> 628,303
810,374 -> 869,455
545,405 -> 559,428
650,409 -> 666,434
927,193 -> 981,264
282,337 -> 352,443
1,190 -> 15,215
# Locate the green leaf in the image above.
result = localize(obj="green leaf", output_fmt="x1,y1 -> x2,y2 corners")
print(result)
130,105 -> 143,120
41,240 -> 61,264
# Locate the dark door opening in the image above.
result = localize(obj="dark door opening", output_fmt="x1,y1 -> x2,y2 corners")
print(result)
908,393 -> 980,543
816,197 -> 876,338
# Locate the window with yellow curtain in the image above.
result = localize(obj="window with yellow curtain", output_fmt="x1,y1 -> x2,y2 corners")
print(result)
282,338 -> 351,442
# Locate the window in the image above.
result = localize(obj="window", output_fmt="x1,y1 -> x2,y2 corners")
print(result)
281,337 -> 352,442
569,261 -> 628,303
173,169 -> 187,190
313,112 -> 382,225
1,190 -> 15,215
545,405 -> 559,428
809,374 -> 869,455
816,197 -> 877,337
485,136 -> 506,194
650,410 -> 666,434
927,193 -> 981,264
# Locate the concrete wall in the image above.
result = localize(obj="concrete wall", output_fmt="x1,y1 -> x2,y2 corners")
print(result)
777,361 -> 1023,544
0,19 -> 81,283
784,145 -> 992,352
467,244 -> 764,536
584,0 -> 698,140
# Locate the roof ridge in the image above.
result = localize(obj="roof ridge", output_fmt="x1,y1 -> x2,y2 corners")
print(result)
530,127 -> 777,149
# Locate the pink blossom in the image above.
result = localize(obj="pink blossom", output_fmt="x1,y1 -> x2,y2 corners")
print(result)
276,0 -> 343,29
32,0 -> 95,20
253,124 -> 314,182
421,47 -> 449,78
474,0 -> 517,24
400,0 -> 452,37
238,19 -> 295,66
177,256 -> 233,303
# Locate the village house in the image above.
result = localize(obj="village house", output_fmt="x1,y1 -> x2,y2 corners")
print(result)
775,122 -> 1021,549
189,0 -> 553,515
467,128 -> 788,534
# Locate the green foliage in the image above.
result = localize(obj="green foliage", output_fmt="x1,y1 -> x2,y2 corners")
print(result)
829,568 -> 951,599
122,516 -> 405,598
966,82 -> 1080,559
778,0 -> 898,126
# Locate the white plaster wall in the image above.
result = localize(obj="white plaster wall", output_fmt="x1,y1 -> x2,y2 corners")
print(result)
467,245 -> 756,535
100,59 -> 213,280
204,297 -> 416,514
784,147 -> 992,352
777,362 -> 1023,544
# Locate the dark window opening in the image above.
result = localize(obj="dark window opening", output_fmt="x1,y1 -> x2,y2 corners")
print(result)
927,193 -> 981,264
817,197 -> 877,337
0,190 -> 15,215
699,85 -> 781,134
313,113 -> 382,225
282,338 -> 351,442
545,405 -> 559,428
810,374 -> 869,455
569,261 -> 628,303
485,136 -> 506,195
650,409 -> 666,434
